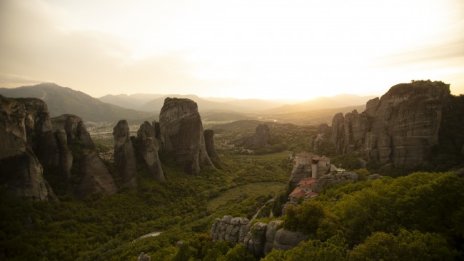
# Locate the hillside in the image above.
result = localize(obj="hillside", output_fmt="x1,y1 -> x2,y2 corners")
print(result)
100,94 -> 286,113
0,83 -> 153,122
99,93 -> 163,110
266,94 -> 375,114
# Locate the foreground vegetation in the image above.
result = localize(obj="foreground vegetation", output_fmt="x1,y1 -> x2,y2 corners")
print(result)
0,151 -> 290,260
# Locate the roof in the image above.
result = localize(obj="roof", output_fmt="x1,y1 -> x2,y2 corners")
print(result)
298,177 -> 317,187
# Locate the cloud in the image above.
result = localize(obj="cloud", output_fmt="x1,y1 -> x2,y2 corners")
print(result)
0,0 -> 208,96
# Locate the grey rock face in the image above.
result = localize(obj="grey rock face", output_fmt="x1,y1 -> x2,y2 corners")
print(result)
53,114 -> 117,197
159,98 -> 213,174
204,129 -> 221,168
0,95 -> 56,200
211,215 -> 250,244
135,121 -> 165,182
76,151 -> 117,198
211,216 -> 306,257
330,81 -> 452,168
113,120 -> 137,188
244,222 -> 268,257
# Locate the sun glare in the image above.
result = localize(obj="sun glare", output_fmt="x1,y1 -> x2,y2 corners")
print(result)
0,0 -> 463,98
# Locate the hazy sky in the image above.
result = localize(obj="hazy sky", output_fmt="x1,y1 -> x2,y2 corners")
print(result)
0,0 -> 463,100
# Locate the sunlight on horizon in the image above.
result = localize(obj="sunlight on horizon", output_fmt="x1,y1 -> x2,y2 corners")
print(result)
0,0 -> 463,99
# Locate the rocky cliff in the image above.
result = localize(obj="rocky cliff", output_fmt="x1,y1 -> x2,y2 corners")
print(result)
211,215 -> 308,257
134,121 -> 165,182
113,120 -> 138,188
0,95 -> 117,200
328,80 -> 463,169
0,96 -> 56,200
52,114 -> 117,197
159,98 -> 213,174
241,124 -> 271,149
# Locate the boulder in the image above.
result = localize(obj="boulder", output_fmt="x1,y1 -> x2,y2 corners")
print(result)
135,121 -> 165,182
159,98 -> 213,174
113,120 -> 137,188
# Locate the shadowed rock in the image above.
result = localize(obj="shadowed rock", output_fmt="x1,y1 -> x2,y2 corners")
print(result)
204,129 -> 221,168
159,98 -> 213,174
241,124 -> 271,149
330,80 -> 456,168
53,114 -> 117,197
0,95 -> 56,200
113,120 -> 137,188
135,121 -> 165,182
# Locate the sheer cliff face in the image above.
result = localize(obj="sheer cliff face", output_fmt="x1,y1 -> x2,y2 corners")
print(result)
52,114 -> 117,197
331,81 -> 452,168
135,121 -> 165,182
113,120 -> 137,188
0,96 -> 55,200
159,98 -> 213,174
0,95 -> 117,201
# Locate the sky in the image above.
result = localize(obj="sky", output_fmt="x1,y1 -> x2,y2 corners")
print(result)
0,0 -> 463,100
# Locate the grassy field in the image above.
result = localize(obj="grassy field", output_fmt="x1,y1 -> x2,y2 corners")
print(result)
207,181 -> 286,212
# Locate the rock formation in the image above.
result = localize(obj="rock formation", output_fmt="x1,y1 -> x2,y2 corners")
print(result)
211,216 -> 308,257
52,114 -> 117,197
113,120 -> 137,188
204,129 -> 221,168
159,98 -> 213,174
134,121 -> 165,182
242,124 -> 271,149
0,95 -> 56,200
328,80 -> 463,169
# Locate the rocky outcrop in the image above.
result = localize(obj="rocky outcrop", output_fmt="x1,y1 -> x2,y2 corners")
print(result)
242,124 -> 271,149
113,120 -> 137,188
0,95 -> 56,200
204,129 -> 221,168
1,95 -> 117,200
134,121 -> 165,182
329,81 -> 456,169
159,98 -> 213,174
211,215 -> 250,244
52,114 -> 117,197
211,216 -> 308,257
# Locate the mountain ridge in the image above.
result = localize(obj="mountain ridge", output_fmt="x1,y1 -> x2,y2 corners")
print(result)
0,83 -> 153,122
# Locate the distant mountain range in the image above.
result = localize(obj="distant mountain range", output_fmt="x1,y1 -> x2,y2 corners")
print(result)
265,94 -> 375,114
0,83 -> 153,122
100,94 -> 285,113
0,83 -> 375,125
